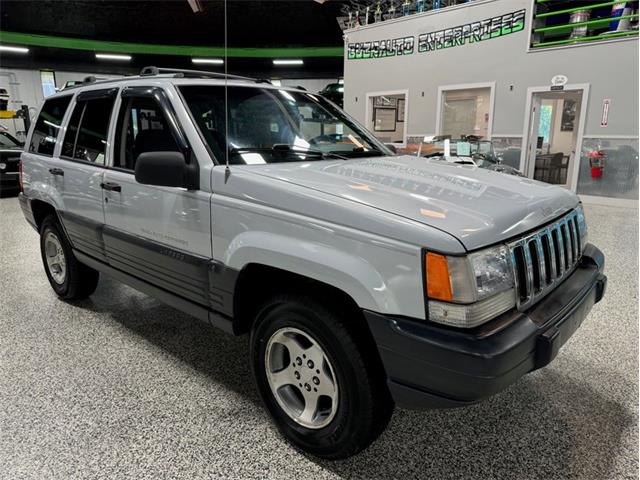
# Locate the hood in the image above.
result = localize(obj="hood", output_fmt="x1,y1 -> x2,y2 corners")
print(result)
244,155 -> 579,250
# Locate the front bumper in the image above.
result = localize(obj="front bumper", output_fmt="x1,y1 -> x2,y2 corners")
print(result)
365,244 -> 606,410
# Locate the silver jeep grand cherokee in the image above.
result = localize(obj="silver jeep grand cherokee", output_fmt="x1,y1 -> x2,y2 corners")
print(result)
18,67 -> 606,459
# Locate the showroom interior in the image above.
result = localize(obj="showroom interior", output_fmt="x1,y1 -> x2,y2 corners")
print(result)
0,0 -> 638,478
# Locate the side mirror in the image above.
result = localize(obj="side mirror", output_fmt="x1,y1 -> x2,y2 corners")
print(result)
385,143 -> 398,154
135,151 -> 191,188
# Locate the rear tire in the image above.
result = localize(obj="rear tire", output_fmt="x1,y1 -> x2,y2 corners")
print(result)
250,294 -> 393,459
39,215 -> 99,300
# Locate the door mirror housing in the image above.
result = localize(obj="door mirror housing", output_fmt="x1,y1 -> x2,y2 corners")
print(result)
384,143 -> 398,154
135,151 -> 197,189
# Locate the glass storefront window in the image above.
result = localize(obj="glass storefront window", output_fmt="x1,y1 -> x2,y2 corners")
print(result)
367,92 -> 407,145
440,87 -> 492,139
577,137 -> 639,200
40,71 -> 56,98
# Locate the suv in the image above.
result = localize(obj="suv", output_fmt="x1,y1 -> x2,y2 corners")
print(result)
19,67 -> 606,459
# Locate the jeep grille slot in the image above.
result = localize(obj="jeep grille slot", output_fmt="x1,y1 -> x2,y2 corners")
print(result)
508,210 -> 582,311
529,240 -> 544,292
512,246 -> 528,301
540,233 -> 553,284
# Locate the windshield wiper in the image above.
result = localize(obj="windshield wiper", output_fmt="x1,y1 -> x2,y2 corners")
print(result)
231,144 -> 349,161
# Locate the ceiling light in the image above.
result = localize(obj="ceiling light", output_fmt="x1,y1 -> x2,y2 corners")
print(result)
0,45 -> 29,54
95,53 -> 132,61
273,59 -> 304,66
187,0 -> 205,13
192,58 -> 224,65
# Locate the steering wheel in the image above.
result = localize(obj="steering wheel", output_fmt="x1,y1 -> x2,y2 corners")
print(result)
309,134 -> 340,145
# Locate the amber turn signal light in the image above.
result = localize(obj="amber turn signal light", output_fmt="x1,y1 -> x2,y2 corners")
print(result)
425,252 -> 453,302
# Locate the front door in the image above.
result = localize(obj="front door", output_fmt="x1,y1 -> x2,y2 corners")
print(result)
101,87 -> 212,307
524,88 -> 586,188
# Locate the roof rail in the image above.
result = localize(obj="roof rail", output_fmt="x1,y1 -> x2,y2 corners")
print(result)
140,66 -> 257,82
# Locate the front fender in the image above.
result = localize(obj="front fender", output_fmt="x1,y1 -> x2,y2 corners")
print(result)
224,231 -> 397,313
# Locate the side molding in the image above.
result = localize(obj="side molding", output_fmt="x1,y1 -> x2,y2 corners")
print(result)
74,249 -> 234,334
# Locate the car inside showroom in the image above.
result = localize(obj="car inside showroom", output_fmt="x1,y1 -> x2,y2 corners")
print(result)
0,0 -> 637,478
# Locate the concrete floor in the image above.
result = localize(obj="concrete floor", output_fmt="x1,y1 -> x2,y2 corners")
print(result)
0,196 -> 637,480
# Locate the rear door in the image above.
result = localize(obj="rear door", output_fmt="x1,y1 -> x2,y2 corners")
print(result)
101,86 -> 213,308
53,88 -> 118,262
23,94 -> 73,201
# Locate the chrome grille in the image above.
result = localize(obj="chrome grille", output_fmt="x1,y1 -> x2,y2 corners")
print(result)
509,210 -> 582,311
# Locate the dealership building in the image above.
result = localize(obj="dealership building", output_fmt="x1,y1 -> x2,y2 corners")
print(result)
344,0 -> 639,206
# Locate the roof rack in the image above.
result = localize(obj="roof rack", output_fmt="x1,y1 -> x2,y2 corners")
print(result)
139,66 -> 262,83
56,66 -> 279,94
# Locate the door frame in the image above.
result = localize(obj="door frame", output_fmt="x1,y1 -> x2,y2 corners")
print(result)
435,81 -> 496,139
520,83 -> 590,191
365,89 -> 409,147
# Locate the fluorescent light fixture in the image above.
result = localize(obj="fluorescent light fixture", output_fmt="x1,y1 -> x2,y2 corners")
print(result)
95,53 -> 132,61
273,59 -> 304,66
0,45 -> 29,54
192,58 -> 224,65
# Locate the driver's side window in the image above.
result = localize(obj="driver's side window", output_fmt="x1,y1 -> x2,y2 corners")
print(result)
114,96 -> 179,171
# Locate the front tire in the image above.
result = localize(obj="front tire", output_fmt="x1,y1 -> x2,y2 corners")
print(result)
250,294 -> 393,459
39,215 -> 99,300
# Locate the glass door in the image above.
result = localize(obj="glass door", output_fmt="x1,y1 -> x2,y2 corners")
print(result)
525,90 -> 584,187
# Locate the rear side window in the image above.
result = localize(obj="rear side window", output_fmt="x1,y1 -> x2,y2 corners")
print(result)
29,96 -> 72,156
61,96 -> 116,164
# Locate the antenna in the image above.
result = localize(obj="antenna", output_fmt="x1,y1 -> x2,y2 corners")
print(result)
224,0 -> 231,181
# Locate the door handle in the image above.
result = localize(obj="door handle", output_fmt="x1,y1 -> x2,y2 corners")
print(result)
100,182 -> 122,192
49,168 -> 64,176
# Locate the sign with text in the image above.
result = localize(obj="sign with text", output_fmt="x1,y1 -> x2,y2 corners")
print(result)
418,10 -> 526,53
347,9 -> 526,60
347,36 -> 414,60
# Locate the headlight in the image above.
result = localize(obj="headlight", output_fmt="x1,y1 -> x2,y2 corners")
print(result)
576,204 -> 588,250
424,246 -> 516,328
0,162 -> 6,170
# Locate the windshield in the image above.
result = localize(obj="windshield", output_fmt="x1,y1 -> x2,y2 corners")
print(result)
179,85 -> 389,164
0,131 -> 22,148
